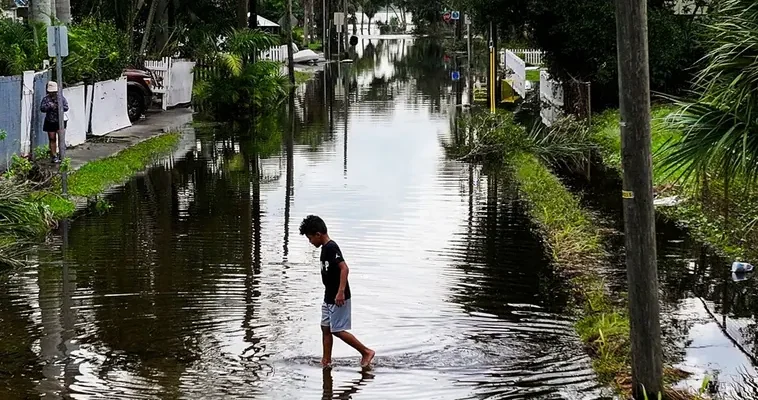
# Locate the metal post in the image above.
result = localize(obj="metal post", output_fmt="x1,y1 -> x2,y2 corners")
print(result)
55,34 -> 68,195
343,0 -> 348,50
466,15 -> 472,106
323,0 -> 327,59
615,0 -> 662,397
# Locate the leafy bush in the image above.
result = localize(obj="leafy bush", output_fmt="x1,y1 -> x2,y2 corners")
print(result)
0,18 -> 46,76
523,0 -> 705,109
194,29 -> 289,120
64,18 -> 131,84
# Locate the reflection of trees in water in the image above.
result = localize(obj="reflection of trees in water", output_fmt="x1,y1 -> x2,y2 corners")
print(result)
0,279 -> 41,397
348,39 -> 454,112
54,119 -> 292,395
447,167 -> 571,317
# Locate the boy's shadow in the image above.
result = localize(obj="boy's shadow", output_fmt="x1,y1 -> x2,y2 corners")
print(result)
322,368 -> 374,399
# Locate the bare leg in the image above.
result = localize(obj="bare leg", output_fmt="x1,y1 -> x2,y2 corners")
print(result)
321,326 -> 333,368
332,331 -> 375,367
48,132 -> 58,158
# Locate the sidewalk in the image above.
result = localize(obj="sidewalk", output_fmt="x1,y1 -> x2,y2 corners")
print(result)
64,107 -> 193,171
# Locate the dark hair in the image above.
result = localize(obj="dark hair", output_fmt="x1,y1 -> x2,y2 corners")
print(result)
299,215 -> 327,236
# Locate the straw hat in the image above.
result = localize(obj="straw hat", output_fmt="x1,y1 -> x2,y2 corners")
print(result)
46,81 -> 58,93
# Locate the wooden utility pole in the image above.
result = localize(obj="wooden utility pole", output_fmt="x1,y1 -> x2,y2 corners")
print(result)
614,0 -> 663,398
284,0 -> 296,85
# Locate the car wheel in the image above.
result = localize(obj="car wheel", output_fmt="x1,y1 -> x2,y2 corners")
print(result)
127,89 -> 145,122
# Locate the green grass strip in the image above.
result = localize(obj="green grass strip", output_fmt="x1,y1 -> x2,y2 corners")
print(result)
512,153 -> 700,397
512,153 -> 628,385
67,133 -> 180,198
526,69 -> 540,82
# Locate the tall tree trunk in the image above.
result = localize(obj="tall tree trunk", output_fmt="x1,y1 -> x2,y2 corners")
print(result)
55,0 -> 71,23
237,0 -> 249,29
285,0 -> 295,85
30,0 -> 53,26
153,0 -> 171,54
303,0 -> 310,46
140,0 -> 159,55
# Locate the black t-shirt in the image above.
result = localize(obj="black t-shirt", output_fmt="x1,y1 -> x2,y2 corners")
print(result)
320,240 -> 351,304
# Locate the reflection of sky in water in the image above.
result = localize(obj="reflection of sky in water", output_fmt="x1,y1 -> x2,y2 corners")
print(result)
673,299 -> 758,396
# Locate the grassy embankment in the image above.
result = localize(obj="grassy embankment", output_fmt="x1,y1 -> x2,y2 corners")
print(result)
590,106 -> 757,261
452,110 -> 704,398
34,132 -> 181,219
1,132 -> 180,268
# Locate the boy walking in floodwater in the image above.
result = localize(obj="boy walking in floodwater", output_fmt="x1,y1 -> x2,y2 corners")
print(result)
300,215 -> 375,369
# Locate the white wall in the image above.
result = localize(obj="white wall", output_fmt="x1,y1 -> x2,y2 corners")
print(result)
63,85 -> 87,147
90,77 -> 131,136
20,71 -> 35,155
165,61 -> 195,108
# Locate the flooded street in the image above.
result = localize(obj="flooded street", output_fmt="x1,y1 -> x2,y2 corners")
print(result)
0,39 -> 607,399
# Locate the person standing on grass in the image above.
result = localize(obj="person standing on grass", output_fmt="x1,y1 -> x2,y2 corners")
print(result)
299,215 -> 375,369
40,81 -> 68,163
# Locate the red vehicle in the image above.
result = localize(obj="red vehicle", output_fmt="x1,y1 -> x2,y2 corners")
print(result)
123,68 -> 162,122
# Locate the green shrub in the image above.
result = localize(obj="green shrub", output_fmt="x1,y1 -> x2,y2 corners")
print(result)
194,29 -> 289,120
64,18 -> 131,84
0,18 -> 46,76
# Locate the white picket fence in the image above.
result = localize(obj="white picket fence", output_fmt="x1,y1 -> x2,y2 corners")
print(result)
540,70 -> 564,127
144,57 -> 196,110
503,48 -> 544,66
504,50 -> 526,98
260,45 -> 290,62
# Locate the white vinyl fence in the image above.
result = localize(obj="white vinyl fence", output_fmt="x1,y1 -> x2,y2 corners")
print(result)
144,57 -> 196,110
540,70 -> 564,127
504,48 -> 544,66
504,50 -> 526,98
261,45 -> 289,62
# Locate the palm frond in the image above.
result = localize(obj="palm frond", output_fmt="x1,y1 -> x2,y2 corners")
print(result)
658,0 -> 758,185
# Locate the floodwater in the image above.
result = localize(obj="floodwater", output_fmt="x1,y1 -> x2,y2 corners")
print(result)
0,39 -> 608,399
557,161 -> 758,397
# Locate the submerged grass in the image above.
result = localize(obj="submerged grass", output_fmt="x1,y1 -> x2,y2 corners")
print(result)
0,179 -> 54,269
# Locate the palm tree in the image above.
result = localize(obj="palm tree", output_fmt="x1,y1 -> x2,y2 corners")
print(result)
30,0 -> 53,26
661,0 -> 758,184
56,0 -> 71,23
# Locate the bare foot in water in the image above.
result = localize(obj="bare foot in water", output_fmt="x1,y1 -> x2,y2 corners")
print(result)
321,358 -> 332,369
360,349 -> 375,369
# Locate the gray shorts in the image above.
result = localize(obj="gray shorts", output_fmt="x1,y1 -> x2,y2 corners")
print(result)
321,299 -> 352,332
